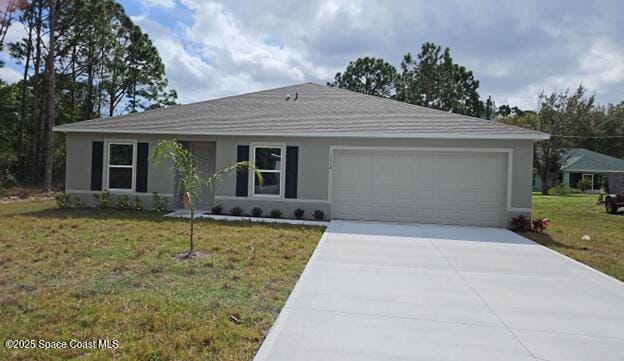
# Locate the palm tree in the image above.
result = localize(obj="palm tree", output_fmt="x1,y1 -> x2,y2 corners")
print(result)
151,139 -> 262,258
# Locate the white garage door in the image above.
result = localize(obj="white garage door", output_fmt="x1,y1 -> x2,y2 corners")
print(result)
331,149 -> 508,227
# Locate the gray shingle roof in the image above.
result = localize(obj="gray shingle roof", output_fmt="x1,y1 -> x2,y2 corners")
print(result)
54,82 -> 548,139
563,148 -> 624,172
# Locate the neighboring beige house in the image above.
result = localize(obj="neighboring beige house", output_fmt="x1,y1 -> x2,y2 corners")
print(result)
54,83 -> 548,227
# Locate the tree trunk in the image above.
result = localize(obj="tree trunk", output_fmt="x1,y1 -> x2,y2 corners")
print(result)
18,21 -> 33,180
42,0 -> 57,192
84,37 -> 94,120
189,208 -> 194,254
70,44 -> 77,120
540,173 -> 549,195
109,89 -> 115,117
30,0 -> 43,184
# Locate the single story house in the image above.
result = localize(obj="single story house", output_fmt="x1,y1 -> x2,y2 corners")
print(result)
54,83 -> 548,227
533,148 -> 624,193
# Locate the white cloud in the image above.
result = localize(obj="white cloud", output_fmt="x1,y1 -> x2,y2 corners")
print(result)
3,20 -> 27,44
579,39 -> 624,87
490,37 -> 624,109
125,0 -> 624,109
139,0 -> 176,9
132,1 -> 335,103
180,1 -> 332,80
132,15 -> 275,103
0,66 -> 22,83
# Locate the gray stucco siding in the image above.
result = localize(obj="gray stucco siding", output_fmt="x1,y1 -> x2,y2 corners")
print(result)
64,132 -> 177,208
64,132 -> 535,224
214,136 -> 533,200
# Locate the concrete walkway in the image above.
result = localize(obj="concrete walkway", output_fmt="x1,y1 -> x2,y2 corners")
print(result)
254,220 -> 624,361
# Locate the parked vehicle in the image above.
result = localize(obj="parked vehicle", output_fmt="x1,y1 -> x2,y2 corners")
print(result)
604,174 -> 624,214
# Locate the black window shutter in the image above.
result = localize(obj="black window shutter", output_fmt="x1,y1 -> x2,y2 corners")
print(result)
90,141 -> 104,191
285,146 -> 299,198
236,145 -> 249,197
136,143 -> 149,193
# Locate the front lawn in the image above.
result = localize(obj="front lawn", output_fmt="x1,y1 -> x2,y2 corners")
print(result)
525,193 -> 624,281
0,200 -> 323,360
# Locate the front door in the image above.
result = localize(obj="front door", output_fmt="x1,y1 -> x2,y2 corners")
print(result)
191,142 -> 216,209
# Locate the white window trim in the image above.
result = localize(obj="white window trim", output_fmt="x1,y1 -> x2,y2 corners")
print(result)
582,173 -> 595,190
105,139 -> 137,192
250,143 -> 286,198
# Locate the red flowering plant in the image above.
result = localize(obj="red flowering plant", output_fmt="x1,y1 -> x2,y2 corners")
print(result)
532,218 -> 550,233
511,215 -> 532,232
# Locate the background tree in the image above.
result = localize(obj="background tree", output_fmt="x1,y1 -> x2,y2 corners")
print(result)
0,82 -> 20,187
151,140 -> 262,259
532,91 -> 571,195
0,0 -> 22,61
397,42 -> 484,117
41,0 -> 59,192
597,102 -> 624,158
328,56 -> 397,97
0,0 -> 177,190
497,104 -> 512,118
501,86 -> 597,194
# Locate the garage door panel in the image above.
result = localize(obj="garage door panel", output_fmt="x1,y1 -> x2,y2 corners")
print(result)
414,174 -> 435,189
414,190 -> 434,201
332,149 -> 507,227
396,207 -> 412,218
373,188 -> 394,200
414,208 -> 435,219
394,189 -> 414,202
458,192 -> 477,202
356,187 -> 374,198
353,206 -> 374,218
479,192 -> 500,203
334,186 -> 354,200
439,191 -> 458,201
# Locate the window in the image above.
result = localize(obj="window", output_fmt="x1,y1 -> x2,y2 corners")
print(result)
252,145 -> 283,196
582,174 -> 594,190
107,142 -> 135,190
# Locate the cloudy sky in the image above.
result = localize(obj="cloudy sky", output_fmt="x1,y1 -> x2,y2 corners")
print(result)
2,0 -> 623,109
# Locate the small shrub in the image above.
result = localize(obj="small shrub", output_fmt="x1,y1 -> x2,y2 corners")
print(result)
115,195 -> 131,210
72,196 -> 84,209
270,209 -> 282,218
313,209 -> 325,220
133,196 -> 144,211
511,214 -> 531,232
211,204 -> 223,215
532,218 -> 550,233
251,207 -> 263,217
55,193 -> 72,209
230,206 -> 244,216
152,192 -> 169,213
0,169 -> 17,188
294,208 -> 305,219
549,183 -> 570,196
577,178 -> 593,193
94,191 -> 110,209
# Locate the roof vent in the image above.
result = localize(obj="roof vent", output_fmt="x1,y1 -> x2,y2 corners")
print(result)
285,94 -> 290,101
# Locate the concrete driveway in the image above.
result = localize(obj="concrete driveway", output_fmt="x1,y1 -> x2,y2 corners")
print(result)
254,220 -> 624,361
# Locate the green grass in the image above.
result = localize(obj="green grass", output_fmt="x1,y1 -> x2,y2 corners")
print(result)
0,200 -> 324,360
525,193 -> 624,281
